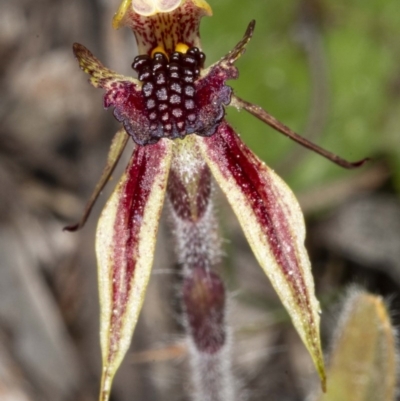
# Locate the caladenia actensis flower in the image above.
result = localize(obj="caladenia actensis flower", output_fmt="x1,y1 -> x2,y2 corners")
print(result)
66,1 -> 368,400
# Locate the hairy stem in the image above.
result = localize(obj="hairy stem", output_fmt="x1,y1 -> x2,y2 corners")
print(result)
167,141 -> 235,401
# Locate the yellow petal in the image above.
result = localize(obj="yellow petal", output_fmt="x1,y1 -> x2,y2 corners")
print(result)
96,139 -> 173,401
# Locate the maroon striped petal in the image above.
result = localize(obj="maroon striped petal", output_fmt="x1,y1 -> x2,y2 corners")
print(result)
96,139 -> 173,401
196,121 -> 326,388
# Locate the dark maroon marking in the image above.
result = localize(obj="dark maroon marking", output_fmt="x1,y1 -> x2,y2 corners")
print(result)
192,62 -> 237,138
108,141 -> 168,359
132,47 -> 205,142
167,169 -> 191,220
183,267 -> 226,354
204,122 -> 311,311
167,165 -> 211,222
196,166 -> 212,219
74,23 -> 253,147
101,79 -> 160,146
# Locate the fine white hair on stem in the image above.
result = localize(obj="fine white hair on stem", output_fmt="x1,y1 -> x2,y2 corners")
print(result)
187,330 -> 235,401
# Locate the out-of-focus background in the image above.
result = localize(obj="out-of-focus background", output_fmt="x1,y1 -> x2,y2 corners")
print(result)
1,0 -> 399,400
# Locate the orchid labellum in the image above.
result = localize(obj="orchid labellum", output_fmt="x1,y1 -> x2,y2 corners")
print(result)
67,1 -> 367,400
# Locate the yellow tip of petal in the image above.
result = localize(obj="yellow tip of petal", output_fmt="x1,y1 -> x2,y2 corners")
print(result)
319,360 -> 327,392
99,368 -> 113,401
193,0 -> 212,16
113,0 -> 132,29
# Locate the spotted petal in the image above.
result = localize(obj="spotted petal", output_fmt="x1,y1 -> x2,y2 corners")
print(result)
96,139 -> 173,401
196,121 -> 326,388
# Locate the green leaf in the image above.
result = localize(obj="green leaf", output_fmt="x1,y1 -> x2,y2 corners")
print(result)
317,289 -> 397,401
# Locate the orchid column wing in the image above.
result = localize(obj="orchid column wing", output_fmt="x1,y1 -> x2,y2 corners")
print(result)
197,121 -> 326,388
96,139 -> 173,401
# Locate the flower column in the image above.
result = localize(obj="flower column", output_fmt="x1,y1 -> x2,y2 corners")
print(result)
167,137 -> 234,400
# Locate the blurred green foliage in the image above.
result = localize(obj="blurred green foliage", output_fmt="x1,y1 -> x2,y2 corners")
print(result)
317,290 -> 397,401
200,0 -> 400,192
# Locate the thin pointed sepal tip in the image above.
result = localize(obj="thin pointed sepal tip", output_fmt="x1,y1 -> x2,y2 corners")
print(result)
62,222 -> 81,232
72,42 -> 92,62
224,20 -> 256,66
72,42 -> 82,56
320,368 -> 327,393
335,156 -> 370,169
348,157 -> 370,169
99,369 -> 112,401
247,19 -> 256,36
314,341 -> 326,392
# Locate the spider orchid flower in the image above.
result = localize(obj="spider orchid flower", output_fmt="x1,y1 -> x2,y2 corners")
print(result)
68,0 -> 367,399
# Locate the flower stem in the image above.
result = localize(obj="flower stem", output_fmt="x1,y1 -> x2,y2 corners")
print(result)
167,142 -> 235,401
183,267 -> 234,401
